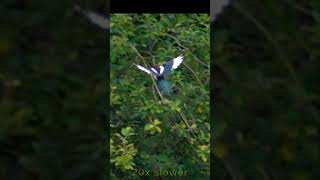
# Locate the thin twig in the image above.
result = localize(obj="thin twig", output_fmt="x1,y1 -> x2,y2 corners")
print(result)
281,0 -> 314,17
183,62 -> 204,86
160,32 -> 206,86
222,157 -> 244,180
178,111 -> 197,139
162,32 -> 210,68
233,2 -> 298,83
152,83 -> 157,100
257,166 -> 270,180
151,76 -> 165,103
141,50 -> 157,65
115,133 -> 128,144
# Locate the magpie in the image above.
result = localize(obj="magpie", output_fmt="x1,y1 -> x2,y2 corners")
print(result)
135,55 -> 184,97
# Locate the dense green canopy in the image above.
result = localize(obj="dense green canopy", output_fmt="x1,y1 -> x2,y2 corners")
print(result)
110,14 -> 210,179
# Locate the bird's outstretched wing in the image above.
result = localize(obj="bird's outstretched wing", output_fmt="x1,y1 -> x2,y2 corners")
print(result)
171,55 -> 184,69
135,64 -> 152,74
162,55 -> 184,76
210,0 -> 230,22
74,5 -> 109,30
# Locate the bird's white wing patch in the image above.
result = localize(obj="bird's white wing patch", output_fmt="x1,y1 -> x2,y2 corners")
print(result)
172,55 -> 184,69
159,66 -> 164,74
86,11 -> 109,30
150,68 -> 158,74
136,65 -> 152,74
74,5 -> 109,30
211,0 -> 230,22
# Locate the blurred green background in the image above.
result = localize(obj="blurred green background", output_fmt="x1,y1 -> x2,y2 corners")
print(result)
213,1 -> 320,179
0,1 -> 107,179
110,14 -> 210,179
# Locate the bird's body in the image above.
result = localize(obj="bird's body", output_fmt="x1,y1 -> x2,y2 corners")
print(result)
135,55 -> 184,97
157,79 -> 173,97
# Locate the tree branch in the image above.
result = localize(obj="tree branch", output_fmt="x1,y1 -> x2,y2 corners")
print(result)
162,32 -> 210,68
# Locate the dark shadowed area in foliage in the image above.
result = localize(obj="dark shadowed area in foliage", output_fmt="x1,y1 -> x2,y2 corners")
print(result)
110,14 -> 210,179
213,1 -> 320,179
0,1 -> 107,179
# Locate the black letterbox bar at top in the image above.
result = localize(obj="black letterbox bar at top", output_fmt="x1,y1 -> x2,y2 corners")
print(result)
110,0 -> 210,13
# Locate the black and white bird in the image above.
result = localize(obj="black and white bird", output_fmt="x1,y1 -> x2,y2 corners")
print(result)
135,55 -> 184,96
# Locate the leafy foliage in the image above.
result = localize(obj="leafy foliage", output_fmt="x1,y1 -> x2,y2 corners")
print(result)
110,14 -> 210,179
